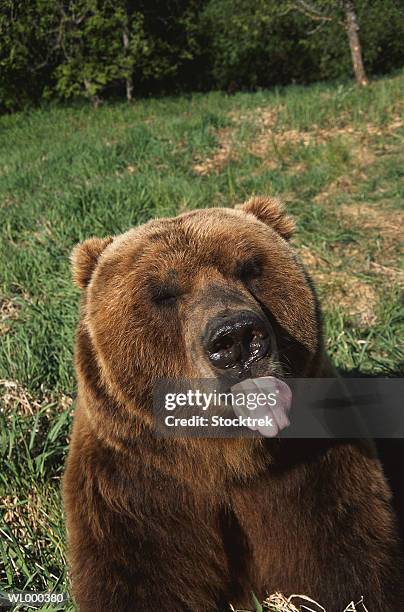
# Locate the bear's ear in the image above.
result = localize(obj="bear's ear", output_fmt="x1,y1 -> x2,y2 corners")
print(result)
71,236 -> 113,289
236,196 -> 295,240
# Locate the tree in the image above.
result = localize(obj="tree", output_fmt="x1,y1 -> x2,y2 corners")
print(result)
289,0 -> 369,86
53,0 -> 202,105
0,0 -> 61,111
201,0 -> 311,90
53,0 -> 150,106
344,0 -> 368,85
122,1 -> 134,103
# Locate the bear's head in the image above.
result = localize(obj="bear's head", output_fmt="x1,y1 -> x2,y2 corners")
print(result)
72,197 -> 323,413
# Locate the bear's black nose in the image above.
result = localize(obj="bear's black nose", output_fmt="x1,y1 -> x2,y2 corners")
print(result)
204,311 -> 270,371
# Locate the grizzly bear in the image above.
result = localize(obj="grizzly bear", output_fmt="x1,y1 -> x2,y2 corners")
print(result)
63,197 -> 403,612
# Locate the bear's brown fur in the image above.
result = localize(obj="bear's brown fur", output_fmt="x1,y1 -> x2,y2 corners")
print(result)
63,197 -> 404,612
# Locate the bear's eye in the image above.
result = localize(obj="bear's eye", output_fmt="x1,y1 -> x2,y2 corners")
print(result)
151,284 -> 181,306
235,257 -> 263,282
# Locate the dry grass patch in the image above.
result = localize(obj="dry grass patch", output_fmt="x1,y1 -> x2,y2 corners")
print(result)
312,146 -> 376,203
229,106 -> 279,135
0,379 -> 41,416
299,246 -> 379,326
254,118 -> 380,155
191,105 -> 402,177
0,297 -> 20,334
193,107 -> 279,175
338,203 -> 403,243
3,492 -> 47,546
243,107 -> 401,161
317,272 -> 378,327
299,245 -> 329,270
280,115 -> 403,146
1,489 -> 65,580
0,379 -> 73,417
233,592 -> 369,611
193,127 -> 235,175
338,203 -> 404,281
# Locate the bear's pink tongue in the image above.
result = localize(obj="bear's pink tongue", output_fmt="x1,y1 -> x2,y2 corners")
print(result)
231,376 -> 292,437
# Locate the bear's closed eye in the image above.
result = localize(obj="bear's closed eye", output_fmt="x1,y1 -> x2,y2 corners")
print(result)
151,284 -> 181,306
235,257 -> 263,282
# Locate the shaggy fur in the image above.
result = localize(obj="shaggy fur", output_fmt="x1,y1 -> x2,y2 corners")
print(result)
63,197 -> 404,611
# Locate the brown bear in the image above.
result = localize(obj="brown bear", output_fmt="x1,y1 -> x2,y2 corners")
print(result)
63,197 -> 404,612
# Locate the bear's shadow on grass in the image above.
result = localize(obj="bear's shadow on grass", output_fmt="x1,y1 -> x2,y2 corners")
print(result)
339,367 -> 404,547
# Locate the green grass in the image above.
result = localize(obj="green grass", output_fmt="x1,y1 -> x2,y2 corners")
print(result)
0,71 -> 403,610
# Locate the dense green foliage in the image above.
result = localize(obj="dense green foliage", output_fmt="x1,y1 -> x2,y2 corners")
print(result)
202,0 -> 404,88
1,0 -> 403,111
0,0 -> 203,111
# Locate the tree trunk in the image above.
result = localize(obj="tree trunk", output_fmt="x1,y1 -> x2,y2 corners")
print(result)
84,79 -> 102,108
123,25 -> 134,103
343,0 -> 368,86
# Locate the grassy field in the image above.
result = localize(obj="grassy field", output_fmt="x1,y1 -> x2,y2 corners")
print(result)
0,70 -> 403,611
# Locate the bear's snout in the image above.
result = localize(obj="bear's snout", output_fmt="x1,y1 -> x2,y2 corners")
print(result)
203,310 -> 270,372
